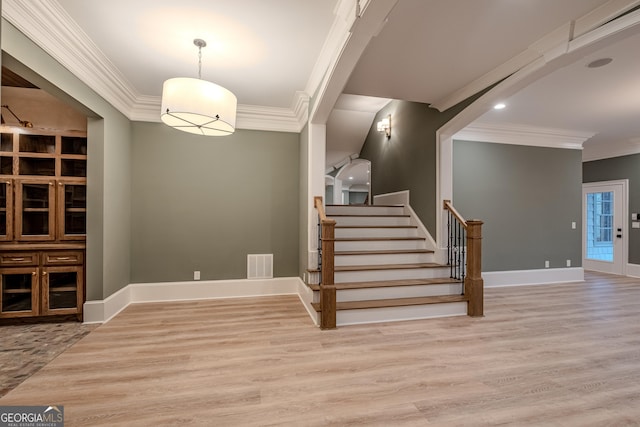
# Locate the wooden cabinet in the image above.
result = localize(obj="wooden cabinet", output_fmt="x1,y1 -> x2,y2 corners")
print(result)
0,266 -> 38,317
0,250 -> 84,318
0,127 -> 86,321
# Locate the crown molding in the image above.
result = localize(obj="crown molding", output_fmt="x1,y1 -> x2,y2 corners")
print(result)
237,92 -> 309,133
583,137 -> 640,162
2,0 -> 139,116
454,122 -> 593,150
130,91 -> 310,133
304,0 -> 356,99
2,0 -> 312,133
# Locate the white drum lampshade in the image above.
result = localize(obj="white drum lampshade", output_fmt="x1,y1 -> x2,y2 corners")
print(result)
161,77 -> 237,136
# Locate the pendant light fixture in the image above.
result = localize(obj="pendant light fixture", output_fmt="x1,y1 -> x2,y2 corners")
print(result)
161,39 -> 237,136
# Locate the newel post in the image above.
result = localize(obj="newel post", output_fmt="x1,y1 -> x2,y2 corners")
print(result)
320,218 -> 337,329
465,220 -> 484,317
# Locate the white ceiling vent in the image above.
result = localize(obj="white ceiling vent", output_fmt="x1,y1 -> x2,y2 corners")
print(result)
247,254 -> 273,279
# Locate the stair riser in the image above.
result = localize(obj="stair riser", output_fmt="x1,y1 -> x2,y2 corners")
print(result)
335,228 -> 418,239
336,283 -> 462,302
335,252 -> 435,266
335,240 -> 426,251
331,216 -> 411,227
336,302 -> 467,326
335,267 -> 451,283
326,206 -> 404,216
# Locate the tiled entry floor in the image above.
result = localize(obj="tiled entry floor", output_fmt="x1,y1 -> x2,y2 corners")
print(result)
0,320 -> 97,397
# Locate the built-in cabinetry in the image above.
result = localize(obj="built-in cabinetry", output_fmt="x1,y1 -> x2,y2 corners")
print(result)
0,127 -> 86,320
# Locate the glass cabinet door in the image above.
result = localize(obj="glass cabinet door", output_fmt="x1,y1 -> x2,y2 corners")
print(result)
16,180 -> 56,240
41,266 -> 83,315
0,180 -> 13,241
0,267 -> 38,317
58,182 -> 86,240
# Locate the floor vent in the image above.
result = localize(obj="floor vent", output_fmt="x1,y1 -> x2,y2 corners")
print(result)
247,254 -> 273,279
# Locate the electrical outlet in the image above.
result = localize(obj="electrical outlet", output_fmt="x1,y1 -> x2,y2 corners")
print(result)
545,260 -> 550,268
194,270 -> 200,280
571,221 -> 576,229
566,259 -> 571,267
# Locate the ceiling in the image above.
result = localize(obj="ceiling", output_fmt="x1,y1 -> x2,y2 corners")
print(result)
4,0 -> 640,180
55,0 -> 337,109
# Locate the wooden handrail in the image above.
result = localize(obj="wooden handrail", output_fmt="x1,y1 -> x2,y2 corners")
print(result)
443,199 -> 483,317
443,199 -> 467,228
313,196 -> 336,329
314,196 -> 329,223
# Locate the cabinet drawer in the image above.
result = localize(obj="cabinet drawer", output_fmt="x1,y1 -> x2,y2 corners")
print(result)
42,251 -> 84,265
0,252 -> 39,266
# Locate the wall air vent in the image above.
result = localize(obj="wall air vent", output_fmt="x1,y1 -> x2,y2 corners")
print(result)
247,254 -> 273,279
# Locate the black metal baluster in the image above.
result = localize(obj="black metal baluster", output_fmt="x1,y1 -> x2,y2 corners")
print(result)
317,215 -> 322,284
447,211 -> 452,278
462,227 -> 466,282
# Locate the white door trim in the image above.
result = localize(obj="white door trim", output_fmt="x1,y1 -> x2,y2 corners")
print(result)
583,179 -> 628,275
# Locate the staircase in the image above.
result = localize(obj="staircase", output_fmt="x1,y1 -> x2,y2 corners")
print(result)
307,204 -> 468,326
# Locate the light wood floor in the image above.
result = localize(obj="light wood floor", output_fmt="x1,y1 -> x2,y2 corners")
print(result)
1,271 -> 639,426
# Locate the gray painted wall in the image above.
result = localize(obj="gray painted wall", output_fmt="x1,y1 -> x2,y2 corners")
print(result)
131,122 -> 299,283
453,140 -> 582,271
359,97 -> 482,236
3,20 -> 132,300
584,154 -> 640,264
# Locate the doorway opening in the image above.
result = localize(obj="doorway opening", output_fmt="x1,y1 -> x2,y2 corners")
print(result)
583,180 -> 628,275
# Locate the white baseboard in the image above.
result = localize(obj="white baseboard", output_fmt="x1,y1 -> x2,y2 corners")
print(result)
296,280 -> 319,327
626,263 -> 640,278
83,277 -> 305,324
483,267 -> 584,288
83,268 -> 590,325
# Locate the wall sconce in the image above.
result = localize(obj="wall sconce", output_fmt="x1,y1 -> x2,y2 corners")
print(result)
1,105 -> 33,128
377,115 -> 391,138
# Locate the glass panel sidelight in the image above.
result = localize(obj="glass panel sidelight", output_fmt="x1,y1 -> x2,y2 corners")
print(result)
61,159 -> 86,177
61,136 -> 87,155
586,191 -> 614,262
1,157 -> 12,175
2,273 -> 33,312
0,133 -> 13,152
22,183 -> 50,236
63,184 -> 86,235
48,271 -> 78,310
19,134 -> 55,153
0,182 -> 6,236
19,158 -> 55,176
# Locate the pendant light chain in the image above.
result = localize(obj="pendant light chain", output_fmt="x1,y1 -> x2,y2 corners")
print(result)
193,38 -> 207,80
198,44 -> 202,79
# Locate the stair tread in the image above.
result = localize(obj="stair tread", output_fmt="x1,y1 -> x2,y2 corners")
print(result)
335,225 -> 417,229
307,277 -> 461,291
329,214 -> 409,218
335,249 -> 434,256
333,236 -> 426,242
326,204 -> 403,207
339,295 -> 468,310
336,262 -> 444,272
311,294 -> 467,311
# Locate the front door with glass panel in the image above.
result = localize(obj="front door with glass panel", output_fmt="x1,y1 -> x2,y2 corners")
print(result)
583,181 -> 626,274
